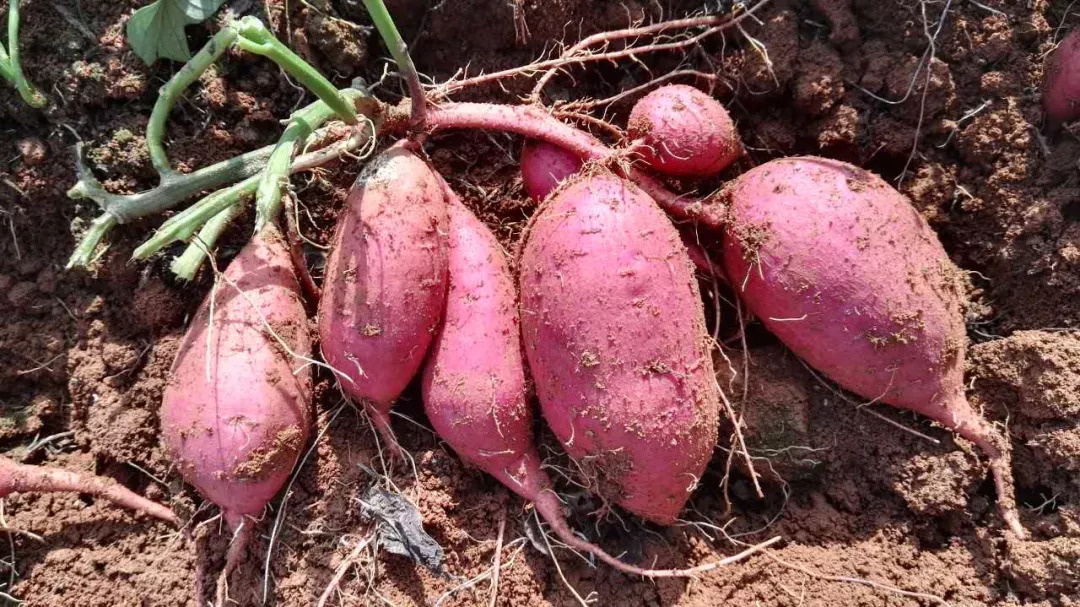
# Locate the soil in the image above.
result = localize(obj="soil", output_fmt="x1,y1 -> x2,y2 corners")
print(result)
0,0 -> 1078,606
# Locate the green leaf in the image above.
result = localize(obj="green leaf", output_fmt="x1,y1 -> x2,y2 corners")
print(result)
126,0 -> 227,66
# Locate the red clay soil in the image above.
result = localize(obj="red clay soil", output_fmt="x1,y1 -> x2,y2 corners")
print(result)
0,0 -> 1078,605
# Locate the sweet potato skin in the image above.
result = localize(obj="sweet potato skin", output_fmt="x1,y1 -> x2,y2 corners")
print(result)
519,172 -> 720,525
421,194 -> 540,496
521,139 -> 583,201
721,156 -> 969,420
628,84 -> 741,177
318,147 -> 449,424
161,224 -> 311,528
1043,28 -> 1080,131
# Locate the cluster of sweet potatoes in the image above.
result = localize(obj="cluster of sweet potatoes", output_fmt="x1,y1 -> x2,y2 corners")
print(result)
152,81 -> 1033,587
3,79 -> 1035,586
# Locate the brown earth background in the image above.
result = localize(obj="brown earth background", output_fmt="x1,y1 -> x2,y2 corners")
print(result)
0,0 -> 1079,605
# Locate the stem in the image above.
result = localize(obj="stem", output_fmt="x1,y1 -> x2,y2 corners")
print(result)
170,201 -> 247,280
66,213 -> 119,269
3,0 -> 46,108
68,142 -> 274,223
133,176 -> 260,261
234,16 -> 357,125
147,27 -> 239,178
362,0 -> 426,131
254,89 -> 364,231
133,125 -> 374,260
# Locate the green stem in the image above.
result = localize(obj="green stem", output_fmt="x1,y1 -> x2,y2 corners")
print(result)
234,16 -> 357,125
4,0 -> 45,108
68,142 -> 273,223
132,111 -> 374,262
170,201 -> 247,280
133,176 -> 260,261
362,0 -> 425,129
147,26 -> 239,178
254,88 -> 363,232
66,214 -> 119,269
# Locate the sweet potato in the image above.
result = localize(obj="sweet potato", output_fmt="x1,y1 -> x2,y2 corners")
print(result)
318,146 -> 449,454
519,171 -> 720,525
425,188 -> 721,577
721,156 -> 1025,537
521,139 -> 583,201
1043,28 -> 1080,134
161,223 -> 311,534
627,84 -> 741,177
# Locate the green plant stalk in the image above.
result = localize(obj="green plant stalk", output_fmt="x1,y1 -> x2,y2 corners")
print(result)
170,201 -> 247,280
361,0 -> 425,128
146,26 -> 239,178
133,175 -> 260,261
234,16 -> 357,125
66,214 -> 119,269
68,142 -> 274,223
0,0 -> 46,108
254,88 -> 364,232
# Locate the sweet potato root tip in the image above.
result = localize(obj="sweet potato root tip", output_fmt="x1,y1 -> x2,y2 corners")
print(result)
0,456 -> 178,524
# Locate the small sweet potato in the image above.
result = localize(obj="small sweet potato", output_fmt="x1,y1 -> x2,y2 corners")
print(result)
628,84 -> 741,177
521,139 -> 583,201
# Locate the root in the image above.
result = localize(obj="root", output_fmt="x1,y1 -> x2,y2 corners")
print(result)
317,533 -> 375,607
532,490 -> 780,579
430,1 -> 768,98
489,509 -> 506,607
760,549 -> 952,606
401,102 -> 724,230
955,415 -> 1026,539
0,456 -> 177,524
529,1 -> 770,101
216,521 -> 254,607
282,193 -> 321,304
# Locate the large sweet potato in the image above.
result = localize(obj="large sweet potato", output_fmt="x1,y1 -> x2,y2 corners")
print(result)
519,172 -> 720,525
722,156 -> 1025,537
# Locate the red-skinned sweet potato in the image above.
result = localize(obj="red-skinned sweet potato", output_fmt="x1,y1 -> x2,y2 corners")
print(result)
161,223 -> 311,533
425,187 -> 725,577
628,84 -> 741,177
521,139 -> 584,201
1043,28 -> 1080,134
318,146 -> 449,454
520,171 -> 720,525
721,156 -> 1025,538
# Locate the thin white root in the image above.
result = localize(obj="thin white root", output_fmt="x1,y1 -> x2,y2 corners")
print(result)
317,534 -> 375,607
489,510 -> 506,607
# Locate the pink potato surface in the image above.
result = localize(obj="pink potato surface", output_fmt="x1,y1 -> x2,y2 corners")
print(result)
161,223 -> 311,530
627,84 -> 741,177
722,156 -> 1024,537
521,139 -> 584,201
421,193 -> 537,493
1043,28 -> 1080,132
519,171 -> 720,525
318,146 -> 449,451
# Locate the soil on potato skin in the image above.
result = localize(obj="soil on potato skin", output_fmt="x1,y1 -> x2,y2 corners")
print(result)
0,0 -> 1078,605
